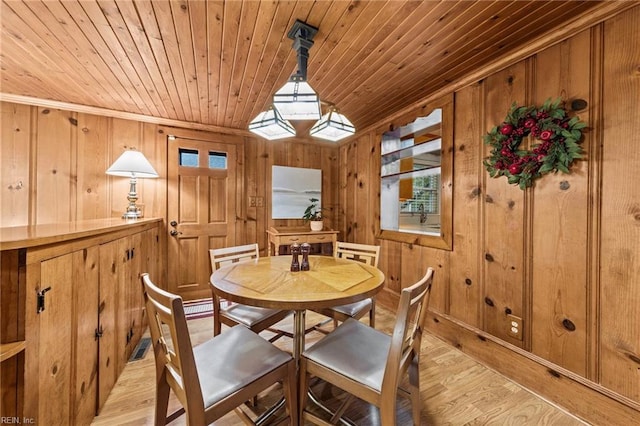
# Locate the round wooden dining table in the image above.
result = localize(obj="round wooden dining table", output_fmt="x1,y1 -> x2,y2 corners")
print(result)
209,255 -> 385,362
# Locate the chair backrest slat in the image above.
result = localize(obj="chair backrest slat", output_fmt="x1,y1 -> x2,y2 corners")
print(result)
382,267 -> 434,395
334,241 -> 380,267
141,273 -> 205,412
209,243 -> 259,271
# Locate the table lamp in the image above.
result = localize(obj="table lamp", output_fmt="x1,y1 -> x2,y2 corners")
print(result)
106,149 -> 158,219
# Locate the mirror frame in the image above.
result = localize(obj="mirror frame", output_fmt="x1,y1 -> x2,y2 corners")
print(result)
377,94 -> 453,250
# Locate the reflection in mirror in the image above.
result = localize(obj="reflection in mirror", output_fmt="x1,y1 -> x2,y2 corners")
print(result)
381,108 -> 442,236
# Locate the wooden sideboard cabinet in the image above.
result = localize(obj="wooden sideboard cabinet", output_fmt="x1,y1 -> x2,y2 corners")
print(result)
266,226 -> 339,256
0,218 -> 162,425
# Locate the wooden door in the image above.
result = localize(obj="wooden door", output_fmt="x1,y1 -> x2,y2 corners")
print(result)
167,137 -> 238,300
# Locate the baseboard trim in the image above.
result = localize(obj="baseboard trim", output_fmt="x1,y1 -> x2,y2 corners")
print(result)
425,311 -> 640,425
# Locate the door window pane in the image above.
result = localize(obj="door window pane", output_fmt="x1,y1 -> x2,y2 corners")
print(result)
208,152 -> 227,169
179,148 -> 199,167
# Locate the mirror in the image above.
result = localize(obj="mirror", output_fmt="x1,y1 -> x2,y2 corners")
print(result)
272,166 -> 322,219
379,95 -> 453,250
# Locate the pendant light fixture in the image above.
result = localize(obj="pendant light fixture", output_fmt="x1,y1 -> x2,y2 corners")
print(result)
272,20 -> 321,120
249,19 -> 355,141
310,107 -> 356,142
248,106 -> 295,140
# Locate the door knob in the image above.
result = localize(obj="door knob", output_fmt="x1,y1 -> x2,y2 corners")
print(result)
170,220 -> 178,227
170,230 -> 181,236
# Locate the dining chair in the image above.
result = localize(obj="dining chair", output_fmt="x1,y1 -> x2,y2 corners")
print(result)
312,241 -> 381,330
141,273 -> 298,426
209,243 -> 292,342
299,267 -> 434,425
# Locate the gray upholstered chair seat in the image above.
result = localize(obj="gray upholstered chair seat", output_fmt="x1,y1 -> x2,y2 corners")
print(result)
221,304 -> 292,328
329,299 -> 372,317
195,325 -> 293,408
303,318 -> 390,392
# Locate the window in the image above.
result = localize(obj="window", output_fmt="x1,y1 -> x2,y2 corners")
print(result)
179,148 -> 199,167
379,95 -> 453,250
179,149 -> 227,169
208,152 -> 227,169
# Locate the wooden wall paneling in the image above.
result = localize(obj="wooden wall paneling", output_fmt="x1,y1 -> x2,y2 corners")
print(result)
336,141 -> 349,240
234,138 -> 246,245
109,118 -> 141,218
402,243 -> 449,314
343,139 -> 358,241
244,137 -> 259,248
482,63 -> 527,347
71,247 -> 99,426
376,239 -> 402,310
0,102 -> 32,227
529,30 -> 592,377
35,107 -> 74,224
354,135 -> 374,244
254,137 -> 270,251
449,83 -> 483,328
269,140 -> 295,229
586,22 -> 604,383
138,123 -> 166,220
319,143 -> 339,235
599,6 -> 640,403
370,133 -> 381,246
76,113 -> 111,221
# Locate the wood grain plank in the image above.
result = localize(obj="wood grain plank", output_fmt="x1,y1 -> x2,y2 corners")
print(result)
0,102 -> 32,227
530,29 -> 591,377
187,0 -> 210,124
95,0 -> 165,118
0,3 -> 92,102
115,0 -> 179,119
35,107 -> 73,223
449,83 -> 483,328
599,5 -> 640,402
78,0 -> 158,117
482,62 -> 527,347
215,0 -> 241,126
33,0 -> 137,112
222,0 -> 259,127
76,113 -> 111,220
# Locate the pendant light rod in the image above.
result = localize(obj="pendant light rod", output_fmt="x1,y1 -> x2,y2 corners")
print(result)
287,20 -> 318,80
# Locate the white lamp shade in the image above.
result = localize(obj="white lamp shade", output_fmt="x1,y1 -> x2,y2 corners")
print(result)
106,150 -> 158,178
310,110 -> 356,142
273,80 -> 321,120
248,108 -> 296,140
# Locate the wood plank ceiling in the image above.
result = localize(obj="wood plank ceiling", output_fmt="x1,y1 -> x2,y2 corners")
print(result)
1,1 -> 604,135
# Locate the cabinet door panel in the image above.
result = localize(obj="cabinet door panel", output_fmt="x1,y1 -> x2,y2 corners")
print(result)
128,232 -> 144,351
116,237 -> 130,373
98,240 -> 119,410
73,247 -> 99,424
38,254 -> 73,425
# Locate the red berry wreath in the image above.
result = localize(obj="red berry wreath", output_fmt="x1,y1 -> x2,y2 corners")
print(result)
483,98 -> 586,189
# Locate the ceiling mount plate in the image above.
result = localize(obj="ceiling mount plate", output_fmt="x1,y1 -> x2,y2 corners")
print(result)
287,20 -> 318,41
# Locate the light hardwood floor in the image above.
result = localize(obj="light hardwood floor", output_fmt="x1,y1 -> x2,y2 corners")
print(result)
92,307 -> 586,425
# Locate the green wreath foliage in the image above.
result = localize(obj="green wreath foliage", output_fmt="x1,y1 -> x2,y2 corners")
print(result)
483,98 -> 586,190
